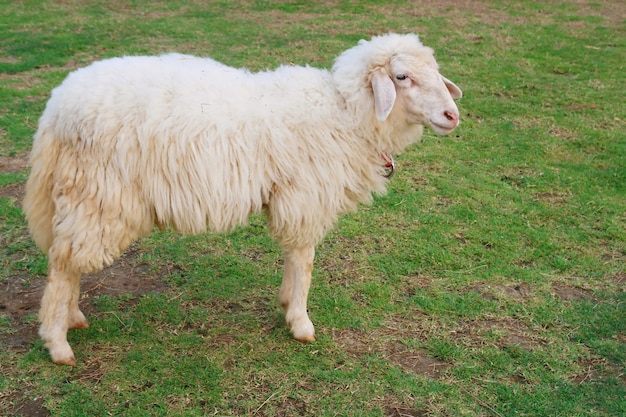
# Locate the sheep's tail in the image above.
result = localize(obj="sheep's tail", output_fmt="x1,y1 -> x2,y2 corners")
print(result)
23,124 -> 60,254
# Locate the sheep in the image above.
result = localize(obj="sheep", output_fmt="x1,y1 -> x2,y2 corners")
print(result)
23,33 -> 462,365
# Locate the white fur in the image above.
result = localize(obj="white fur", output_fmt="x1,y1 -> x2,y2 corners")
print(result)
23,33 -> 462,365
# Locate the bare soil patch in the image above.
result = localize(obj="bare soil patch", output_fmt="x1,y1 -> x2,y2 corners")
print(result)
384,403 -> 428,417
384,341 -> 449,379
0,183 -> 24,201
6,397 -> 49,417
406,0 -> 508,25
406,0 -> 626,28
1,248 -> 170,416
332,327 -> 449,380
0,156 -> 29,173
456,318 -> 543,351
0,246 -> 170,353
572,357 -> 626,385
572,0 -> 626,27
0,157 -> 28,204
468,282 -> 532,301
552,282 -> 598,302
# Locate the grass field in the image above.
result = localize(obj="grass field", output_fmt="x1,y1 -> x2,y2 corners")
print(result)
1,1 -> 625,416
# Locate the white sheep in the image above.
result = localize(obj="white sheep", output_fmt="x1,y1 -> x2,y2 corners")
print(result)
23,33 -> 462,365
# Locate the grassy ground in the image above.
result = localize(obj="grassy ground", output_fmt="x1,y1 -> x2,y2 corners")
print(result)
1,1 -> 625,416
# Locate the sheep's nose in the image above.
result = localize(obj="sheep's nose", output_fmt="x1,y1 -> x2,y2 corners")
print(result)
444,110 -> 458,124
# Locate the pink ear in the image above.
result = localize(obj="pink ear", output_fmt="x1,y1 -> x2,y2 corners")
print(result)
442,75 -> 463,99
371,70 -> 396,121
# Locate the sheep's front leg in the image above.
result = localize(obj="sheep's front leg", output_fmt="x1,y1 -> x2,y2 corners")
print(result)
280,246 -> 316,342
39,266 -> 81,366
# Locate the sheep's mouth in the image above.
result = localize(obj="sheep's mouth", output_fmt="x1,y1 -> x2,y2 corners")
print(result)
429,120 -> 457,135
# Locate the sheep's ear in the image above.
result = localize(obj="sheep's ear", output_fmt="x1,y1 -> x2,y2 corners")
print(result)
442,75 -> 463,99
371,70 -> 396,121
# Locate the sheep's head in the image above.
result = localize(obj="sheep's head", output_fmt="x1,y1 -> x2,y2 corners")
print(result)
332,33 -> 462,140
371,50 -> 462,135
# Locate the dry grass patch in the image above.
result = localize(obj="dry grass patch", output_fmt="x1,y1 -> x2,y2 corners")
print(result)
532,191 -> 572,206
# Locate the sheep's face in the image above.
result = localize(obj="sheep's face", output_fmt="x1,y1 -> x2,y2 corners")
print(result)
371,52 -> 462,136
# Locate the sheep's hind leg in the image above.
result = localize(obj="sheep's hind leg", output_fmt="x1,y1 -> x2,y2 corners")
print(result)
39,266 -> 80,366
281,246 -> 316,342
68,270 -> 88,330
278,252 -> 294,311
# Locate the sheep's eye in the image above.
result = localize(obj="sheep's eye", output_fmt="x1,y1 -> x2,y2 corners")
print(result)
395,74 -> 408,81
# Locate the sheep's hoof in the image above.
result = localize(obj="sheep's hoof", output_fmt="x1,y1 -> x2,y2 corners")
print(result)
69,320 -> 89,330
290,317 -> 316,343
295,334 -> 317,343
69,310 -> 89,330
53,355 -> 77,366
50,350 -> 77,366
46,340 -> 77,366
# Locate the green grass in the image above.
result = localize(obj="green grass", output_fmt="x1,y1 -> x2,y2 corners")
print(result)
1,0 -> 625,416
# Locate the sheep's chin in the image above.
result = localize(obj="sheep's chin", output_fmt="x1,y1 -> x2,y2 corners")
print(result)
429,120 -> 457,136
